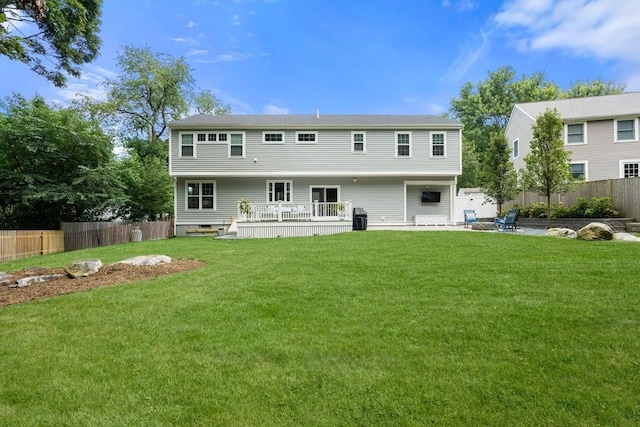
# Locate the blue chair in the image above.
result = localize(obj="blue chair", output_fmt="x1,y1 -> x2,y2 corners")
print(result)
463,210 -> 479,228
494,209 -> 520,231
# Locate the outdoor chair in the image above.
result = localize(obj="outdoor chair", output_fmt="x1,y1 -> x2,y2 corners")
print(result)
463,209 -> 479,228
494,209 -> 520,231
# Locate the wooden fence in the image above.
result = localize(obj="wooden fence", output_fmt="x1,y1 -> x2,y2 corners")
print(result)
62,221 -> 173,252
511,177 -> 640,221
0,230 -> 65,262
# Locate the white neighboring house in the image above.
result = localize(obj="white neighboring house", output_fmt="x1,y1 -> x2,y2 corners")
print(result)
167,114 -> 463,236
505,92 -> 640,182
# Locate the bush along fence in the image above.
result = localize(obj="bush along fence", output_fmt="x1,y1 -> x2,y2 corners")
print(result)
0,230 -> 65,263
62,221 -> 174,252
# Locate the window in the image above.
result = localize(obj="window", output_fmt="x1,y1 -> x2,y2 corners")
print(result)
228,132 -> 245,157
430,132 -> 446,157
218,133 -> 227,142
197,133 -> 206,142
570,162 -> 586,179
615,119 -> 638,142
566,123 -> 586,144
396,132 -> 411,157
513,139 -> 519,159
352,132 -> 366,153
267,180 -> 292,202
296,131 -> 318,143
262,132 -> 284,144
208,133 -> 216,142
180,133 -> 195,157
186,181 -> 215,210
620,160 -> 640,178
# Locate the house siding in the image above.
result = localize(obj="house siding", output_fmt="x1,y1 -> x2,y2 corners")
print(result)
170,129 -> 461,176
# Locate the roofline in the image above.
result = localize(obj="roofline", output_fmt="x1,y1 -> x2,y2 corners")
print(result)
168,123 -> 463,130
169,170 -> 461,178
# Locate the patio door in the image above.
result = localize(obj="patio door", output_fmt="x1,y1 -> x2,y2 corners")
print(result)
311,186 -> 338,216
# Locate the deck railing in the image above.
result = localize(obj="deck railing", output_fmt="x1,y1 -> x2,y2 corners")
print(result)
237,201 -> 353,222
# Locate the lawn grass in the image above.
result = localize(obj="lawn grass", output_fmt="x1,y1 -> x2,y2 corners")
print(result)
1,231 -> 639,426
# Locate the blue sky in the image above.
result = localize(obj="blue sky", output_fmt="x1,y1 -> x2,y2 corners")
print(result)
1,0 -> 639,116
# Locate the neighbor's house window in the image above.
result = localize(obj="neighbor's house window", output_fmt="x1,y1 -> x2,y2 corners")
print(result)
186,181 -> 216,210
513,139 -> 519,159
296,131 -> 318,143
352,131 -> 366,153
430,132 -> 446,157
263,131 -> 284,144
228,132 -> 245,157
267,180 -> 292,202
570,162 -> 587,179
620,160 -> 640,178
180,133 -> 195,157
615,119 -> 638,142
396,131 -> 411,157
565,123 -> 586,144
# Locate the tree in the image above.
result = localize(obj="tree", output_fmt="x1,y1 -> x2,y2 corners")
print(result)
519,109 -> 578,227
194,89 -> 231,115
0,94 -> 123,229
479,131 -> 518,215
0,0 -> 102,87
562,79 -> 626,99
457,138 -> 480,190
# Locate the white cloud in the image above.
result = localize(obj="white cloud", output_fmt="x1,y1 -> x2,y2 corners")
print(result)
214,52 -> 252,62
188,49 -> 208,56
170,37 -> 189,43
263,105 -> 289,115
187,21 -> 198,28
233,14 -> 241,26
53,65 -> 116,102
443,29 -> 490,83
494,0 -> 640,64
441,0 -> 477,11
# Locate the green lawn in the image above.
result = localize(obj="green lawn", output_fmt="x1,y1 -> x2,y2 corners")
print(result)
1,231 -> 639,426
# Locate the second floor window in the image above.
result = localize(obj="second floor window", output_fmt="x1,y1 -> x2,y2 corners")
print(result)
566,123 -> 585,144
396,132 -> 411,157
513,139 -> 519,159
352,132 -> 366,153
616,119 -> 637,142
296,132 -> 317,143
431,132 -> 446,157
180,134 -> 194,157
229,133 -> 244,157
263,132 -> 284,143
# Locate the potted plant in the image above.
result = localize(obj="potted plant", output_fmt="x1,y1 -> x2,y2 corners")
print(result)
239,197 -> 251,219
336,202 -> 346,219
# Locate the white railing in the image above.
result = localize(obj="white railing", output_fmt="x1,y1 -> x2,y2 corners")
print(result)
237,200 -> 353,222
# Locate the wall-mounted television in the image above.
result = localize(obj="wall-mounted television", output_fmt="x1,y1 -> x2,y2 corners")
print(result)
421,191 -> 441,203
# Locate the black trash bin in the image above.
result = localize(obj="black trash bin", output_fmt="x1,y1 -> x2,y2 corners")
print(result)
352,207 -> 368,231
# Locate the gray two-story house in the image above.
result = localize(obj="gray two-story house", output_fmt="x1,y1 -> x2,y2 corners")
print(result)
168,115 -> 463,236
506,92 -> 640,181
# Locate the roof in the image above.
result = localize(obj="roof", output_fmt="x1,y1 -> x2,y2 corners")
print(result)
513,92 -> 640,121
168,114 -> 462,129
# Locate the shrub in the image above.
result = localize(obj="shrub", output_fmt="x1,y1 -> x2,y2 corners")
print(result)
518,197 -> 620,219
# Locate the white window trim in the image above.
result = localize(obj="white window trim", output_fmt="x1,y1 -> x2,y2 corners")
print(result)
564,122 -> 587,145
262,131 -> 285,144
266,180 -> 293,203
570,160 -> 588,181
395,131 -> 412,158
179,132 -> 197,158
619,159 -> 640,178
513,138 -> 519,159
614,118 -> 639,142
227,131 -> 246,158
430,132 -> 447,158
351,131 -> 366,153
185,180 -> 216,211
295,131 -> 318,144
309,185 -> 341,202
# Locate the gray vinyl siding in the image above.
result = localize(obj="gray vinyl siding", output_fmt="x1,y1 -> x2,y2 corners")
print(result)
170,129 -> 461,175
505,107 -> 535,171
406,184 -> 451,220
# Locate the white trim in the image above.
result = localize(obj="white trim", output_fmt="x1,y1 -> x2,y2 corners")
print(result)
295,131 -> 318,144
513,138 -> 519,159
184,180 -> 217,211
170,170 -> 461,177
309,185 -> 341,203
395,131 -> 412,158
351,131 -> 366,153
430,131 -> 446,158
564,122 -> 587,145
262,131 -> 285,144
569,160 -> 588,180
266,180 -> 293,203
614,118 -> 639,142
179,132 -> 197,158
619,159 -> 640,178
228,131 -> 246,158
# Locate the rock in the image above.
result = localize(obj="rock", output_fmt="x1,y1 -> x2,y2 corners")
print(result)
577,222 -> 614,241
471,222 -> 494,230
65,259 -> 103,278
546,228 -> 577,239
116,255 -> 172,266
612,232 -> 640,242
0,272 -> 13,286
10,274 -> 66,288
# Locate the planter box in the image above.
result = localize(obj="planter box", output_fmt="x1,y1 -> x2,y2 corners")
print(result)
517,217 -> 633,232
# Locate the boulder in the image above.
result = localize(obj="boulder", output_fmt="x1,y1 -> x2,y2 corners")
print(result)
577,222 -> 614,241
471,222 -> 494,231
612,232 -> 640,242
546,228 -> 577,239
116,255 -> 172,266
66,259 -> 103,278
10,274 -> 66,288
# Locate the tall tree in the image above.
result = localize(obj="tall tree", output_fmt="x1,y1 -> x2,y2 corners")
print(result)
0,94 -> 124,229
479,131 -> 518,215
194,89 -> 231,115
0,0 -> 102,87
520,109 -> 578,227
562,79 -> 626,99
